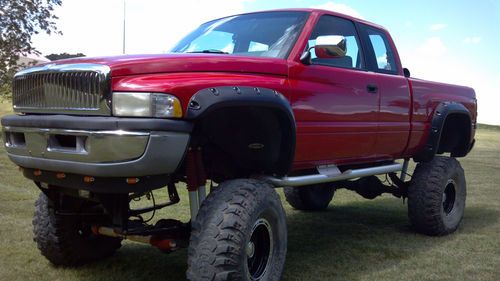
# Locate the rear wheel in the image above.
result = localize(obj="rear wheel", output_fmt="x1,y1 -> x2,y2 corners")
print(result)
284,183 -> 335,211
33,192 -> 122,266
408,156 -> 466,236
187,179 -> 287,281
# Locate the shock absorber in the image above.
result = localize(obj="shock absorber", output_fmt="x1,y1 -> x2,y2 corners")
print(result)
195,147 -> 207,205
185,147 -> 207,223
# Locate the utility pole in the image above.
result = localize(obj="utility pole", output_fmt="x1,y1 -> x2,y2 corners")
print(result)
122,0 -> 126,54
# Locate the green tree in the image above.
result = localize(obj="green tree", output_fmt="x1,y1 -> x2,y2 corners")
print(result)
0,0 -> 62,100
46,52 -> 85,61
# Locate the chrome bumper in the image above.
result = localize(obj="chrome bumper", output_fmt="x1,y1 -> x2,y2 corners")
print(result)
3,127 -> 150,163
2,127 -> 190,177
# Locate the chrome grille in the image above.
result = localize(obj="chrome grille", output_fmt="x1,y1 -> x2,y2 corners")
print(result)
12,63 -> 111,115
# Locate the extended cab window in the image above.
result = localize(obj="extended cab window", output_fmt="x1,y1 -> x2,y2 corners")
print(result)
308,15 -> 364,69
363,27 -> 398,74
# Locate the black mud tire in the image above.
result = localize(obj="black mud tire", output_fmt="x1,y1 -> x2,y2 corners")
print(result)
408,156 -> 466,236
33,192 -> 122,266
187,179 -> 287,281
284,183 -> 335,211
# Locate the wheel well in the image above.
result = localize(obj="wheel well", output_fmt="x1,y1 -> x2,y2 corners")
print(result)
437,113 -> 471,157
414,102 -> 472,162
191,106 -> 295,181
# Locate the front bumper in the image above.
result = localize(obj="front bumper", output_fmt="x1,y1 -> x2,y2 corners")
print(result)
1,115 -> 192,178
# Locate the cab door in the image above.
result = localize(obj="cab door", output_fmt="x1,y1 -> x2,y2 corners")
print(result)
289,15 -> 380,167
357,24 -> 412,159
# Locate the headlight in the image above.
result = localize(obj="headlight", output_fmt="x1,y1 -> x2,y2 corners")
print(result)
112,92 -> 182,118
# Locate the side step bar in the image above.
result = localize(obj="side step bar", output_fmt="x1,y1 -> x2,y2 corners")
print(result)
261,163 -> 403,187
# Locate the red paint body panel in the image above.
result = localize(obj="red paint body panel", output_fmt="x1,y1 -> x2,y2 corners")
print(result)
55,54 -> 289,77
44,9 -> 477,173
112,72 -> 288,113
373,73 -> 411,159
288,61 -> 380,166
406,78 -> 477,156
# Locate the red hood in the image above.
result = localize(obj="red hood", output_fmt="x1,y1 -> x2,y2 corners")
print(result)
46,53 -> 289,77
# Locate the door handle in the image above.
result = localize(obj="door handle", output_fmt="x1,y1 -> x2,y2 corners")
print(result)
367,84 -> 378,93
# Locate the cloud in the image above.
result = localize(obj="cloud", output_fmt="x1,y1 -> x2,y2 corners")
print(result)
31,0 -> 249,56
33,1 -> 364,56
416,37 -> 447,57
312,2 -> 364,19
400,37 -> 498,124
404,21 -> 414,28
430,23 -> 447,31
464,37 -> 482,44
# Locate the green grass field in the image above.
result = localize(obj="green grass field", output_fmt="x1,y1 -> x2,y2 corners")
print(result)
0,103 -> 498,280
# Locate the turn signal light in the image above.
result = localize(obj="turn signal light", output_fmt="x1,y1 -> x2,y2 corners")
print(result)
56,173 -> 66,179
33,170 -> 42,176
126,177 -> 140,184
83,176 -> 95,183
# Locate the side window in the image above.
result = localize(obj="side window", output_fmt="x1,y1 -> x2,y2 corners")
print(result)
308,15 -> 364,69
364,28 -> 398,73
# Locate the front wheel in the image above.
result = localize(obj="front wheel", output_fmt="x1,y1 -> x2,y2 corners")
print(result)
187,179 -> 287,281
408,156 -> 466,236
33,192 -> 122,266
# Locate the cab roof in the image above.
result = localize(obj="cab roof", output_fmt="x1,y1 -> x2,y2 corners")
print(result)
217,8 -> 388,32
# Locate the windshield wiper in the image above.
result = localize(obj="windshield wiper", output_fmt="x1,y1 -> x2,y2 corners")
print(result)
187,49 -> 229,54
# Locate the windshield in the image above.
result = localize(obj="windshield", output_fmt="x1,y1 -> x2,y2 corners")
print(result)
171,11 -> 309,59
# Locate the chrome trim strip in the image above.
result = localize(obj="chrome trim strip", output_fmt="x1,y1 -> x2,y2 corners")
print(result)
14,63 -> 111,77
3,127 -> 149,137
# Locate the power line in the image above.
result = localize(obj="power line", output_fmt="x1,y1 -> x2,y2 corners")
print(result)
122,0 -> 126,54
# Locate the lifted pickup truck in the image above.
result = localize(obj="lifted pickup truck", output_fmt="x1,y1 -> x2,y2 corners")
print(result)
1,8 -> 476,281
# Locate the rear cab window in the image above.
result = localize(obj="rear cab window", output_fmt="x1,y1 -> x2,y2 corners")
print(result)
359,25 -> 398,74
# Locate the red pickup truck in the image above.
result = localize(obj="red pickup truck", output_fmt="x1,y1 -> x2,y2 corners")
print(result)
1,9 -> 476,281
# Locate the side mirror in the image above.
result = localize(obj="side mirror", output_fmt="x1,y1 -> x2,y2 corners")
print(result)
314,35 -> 347,58
403,68 -> 411,78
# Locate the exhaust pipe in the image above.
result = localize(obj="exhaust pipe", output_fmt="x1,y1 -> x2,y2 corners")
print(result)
260,163 -> 403,187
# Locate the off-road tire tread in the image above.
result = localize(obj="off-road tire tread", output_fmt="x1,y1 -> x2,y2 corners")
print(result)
33,193 -> 121,266
408,156 -> 466,236
187,179 -> 286,281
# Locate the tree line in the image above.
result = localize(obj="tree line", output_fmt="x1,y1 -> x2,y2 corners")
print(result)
0,0 -> 62,100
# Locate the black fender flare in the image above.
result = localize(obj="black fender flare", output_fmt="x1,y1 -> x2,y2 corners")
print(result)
414,102 -> 472,162
185,86 -> 295,176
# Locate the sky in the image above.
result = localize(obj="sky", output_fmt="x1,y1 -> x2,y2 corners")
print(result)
31,0 -> 500,124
